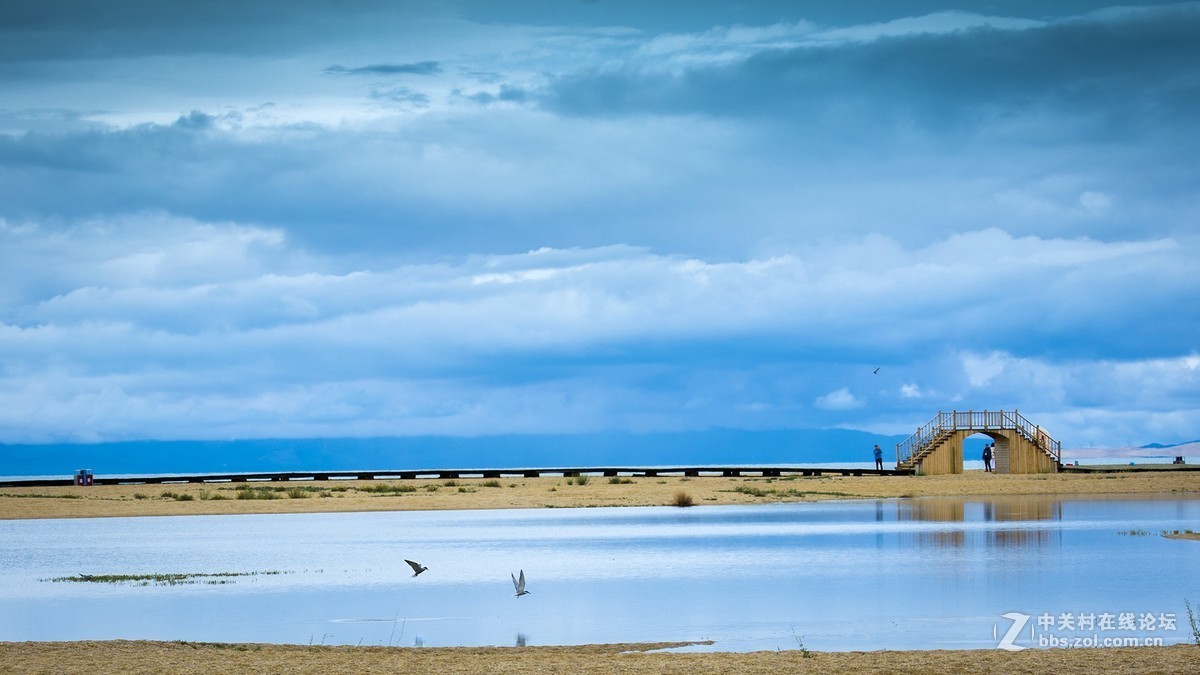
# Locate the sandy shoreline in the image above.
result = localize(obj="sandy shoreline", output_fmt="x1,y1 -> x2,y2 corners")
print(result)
2,470 -> 1198,520
1,640 -> 1198,674
4,471 -> 1198,673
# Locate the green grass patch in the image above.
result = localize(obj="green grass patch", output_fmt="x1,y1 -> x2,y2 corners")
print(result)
1186,598 -> 1200,645
234,485 -> 335,499
358,484 -> 418,495
480,480 -> 503,488
47,570 -> 291,586
733,486 -> 772,498
608,477 -> 635,484
726,486 -> 862,499
235,487 -> 282,500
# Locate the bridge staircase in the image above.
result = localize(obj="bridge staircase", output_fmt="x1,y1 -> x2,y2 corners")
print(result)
896,410 -> 1060,475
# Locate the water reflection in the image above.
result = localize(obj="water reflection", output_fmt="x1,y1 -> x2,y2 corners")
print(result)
896,498 -> 966,547
896,495 -> 1063,549
2,496 -> 1198,651
984,495 -> 1063,548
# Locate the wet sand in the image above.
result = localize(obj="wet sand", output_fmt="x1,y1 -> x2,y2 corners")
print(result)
2,469 -> 1198,520
3,470 -> 1198,673
1,640 -> 1197,674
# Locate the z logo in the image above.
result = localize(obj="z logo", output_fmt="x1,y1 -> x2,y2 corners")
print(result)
994,612 -> 1031,651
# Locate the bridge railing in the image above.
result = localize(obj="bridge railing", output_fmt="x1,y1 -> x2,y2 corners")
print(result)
896,409 -> 1060,466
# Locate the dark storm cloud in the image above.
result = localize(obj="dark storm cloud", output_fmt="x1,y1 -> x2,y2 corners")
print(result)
542,5 -> 1200,137
325,61 -> 444,76
464,85 -> 532,105
0,111 -> 222,174
0,0 -> 422,62
0,110 -> 580,254
0,112 -> 296,222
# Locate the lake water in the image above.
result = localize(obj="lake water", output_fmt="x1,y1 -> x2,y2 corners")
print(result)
2,495 -> 1198,651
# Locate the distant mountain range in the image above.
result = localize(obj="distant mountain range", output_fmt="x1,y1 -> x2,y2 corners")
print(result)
1063,441 -> 1200,459
0,428 -> 908,478
6,430 -> 1195,479
1140,440 -> 1200,449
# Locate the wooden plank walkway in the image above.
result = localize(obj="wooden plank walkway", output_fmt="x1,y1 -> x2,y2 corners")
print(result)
0,465 -> 913,488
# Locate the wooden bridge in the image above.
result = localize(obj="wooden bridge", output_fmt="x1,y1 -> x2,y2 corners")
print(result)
0,465 -> 913,488
896,410 -> 1060,475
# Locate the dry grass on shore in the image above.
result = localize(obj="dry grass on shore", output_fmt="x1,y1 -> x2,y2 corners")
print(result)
2,640 -> 1198,675
0,469 -> 1197,520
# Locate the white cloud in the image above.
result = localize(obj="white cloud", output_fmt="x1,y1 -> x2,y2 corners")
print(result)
637,21 -> 817,67
815,388 -> 861,411
3,220 -> 1196,381
1186,353 -> 1200,371
1078,190 -> 1112,215
960,352 -> 1010,388
812,11 -> 1044,44
634,11 -> 1046,69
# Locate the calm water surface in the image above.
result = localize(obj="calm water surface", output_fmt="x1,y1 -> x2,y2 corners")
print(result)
2,495 -> 1198,651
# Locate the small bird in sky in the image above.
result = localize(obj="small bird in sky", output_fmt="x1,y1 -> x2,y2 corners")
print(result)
405,559 -> 428,577
512,569 -> 530,597
873,367 -> 880,374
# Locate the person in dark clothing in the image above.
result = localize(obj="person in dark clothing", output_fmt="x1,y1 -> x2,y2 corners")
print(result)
982,443 -> 993,472
873,444 -> 884,470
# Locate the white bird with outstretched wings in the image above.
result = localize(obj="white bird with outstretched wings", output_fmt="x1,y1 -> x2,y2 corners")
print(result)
512,569 -> 530,597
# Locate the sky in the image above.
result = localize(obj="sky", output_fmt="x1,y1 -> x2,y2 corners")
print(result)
1,0 -> 1198,453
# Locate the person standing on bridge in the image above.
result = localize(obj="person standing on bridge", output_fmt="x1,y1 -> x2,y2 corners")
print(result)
982,443 -> 993,472
873,444 -> 883,470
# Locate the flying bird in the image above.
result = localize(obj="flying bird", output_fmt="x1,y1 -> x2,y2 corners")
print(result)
873,367 -> 880,374
405,559 -> 428,577
512,569 -> 530,597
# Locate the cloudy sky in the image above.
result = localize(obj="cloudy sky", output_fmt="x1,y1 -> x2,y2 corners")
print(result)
1,0 -> 1197,450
